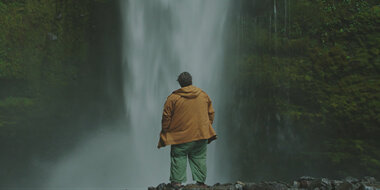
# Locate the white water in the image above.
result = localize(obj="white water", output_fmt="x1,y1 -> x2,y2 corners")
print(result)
121,0 -> 230,186
45,0 -> 230,188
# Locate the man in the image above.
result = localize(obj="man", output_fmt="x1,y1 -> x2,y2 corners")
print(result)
157,72 -> 217,187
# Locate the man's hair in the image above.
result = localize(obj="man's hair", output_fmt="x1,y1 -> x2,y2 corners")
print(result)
177,72 -> 192,87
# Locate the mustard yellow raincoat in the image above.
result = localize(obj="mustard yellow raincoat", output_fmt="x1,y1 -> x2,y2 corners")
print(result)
158,85 -> 217,148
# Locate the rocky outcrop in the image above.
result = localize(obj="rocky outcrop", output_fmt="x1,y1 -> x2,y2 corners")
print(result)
147,177 -> 380,190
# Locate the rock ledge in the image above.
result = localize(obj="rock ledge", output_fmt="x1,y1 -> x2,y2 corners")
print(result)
148,177 -> 380,190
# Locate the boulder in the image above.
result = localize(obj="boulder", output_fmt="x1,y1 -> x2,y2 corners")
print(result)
309,178 -> 332,190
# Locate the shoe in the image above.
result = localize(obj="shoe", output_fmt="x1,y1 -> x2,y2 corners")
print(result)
170,181 -> 182,189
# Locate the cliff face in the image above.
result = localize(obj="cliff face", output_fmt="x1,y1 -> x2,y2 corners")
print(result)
148,177 -> 380,190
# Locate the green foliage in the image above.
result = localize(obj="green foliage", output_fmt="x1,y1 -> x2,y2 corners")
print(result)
0,0 -> 121,184
0,0 -> 96,127
0,97 -> 35,109
234,0 -> 380,179
0,97 -> 35,127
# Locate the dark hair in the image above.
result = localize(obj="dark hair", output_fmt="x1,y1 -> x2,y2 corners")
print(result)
177,72 -> 192,87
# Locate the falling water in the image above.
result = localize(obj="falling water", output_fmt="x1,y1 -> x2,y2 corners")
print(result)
273,0 -> 277,33
44,1 -> 230,189
121,0 -> 230,186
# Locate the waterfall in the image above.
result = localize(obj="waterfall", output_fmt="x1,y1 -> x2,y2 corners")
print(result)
273,0 -> 277,33
44,1 -> 230,188
120,0 -> 230,186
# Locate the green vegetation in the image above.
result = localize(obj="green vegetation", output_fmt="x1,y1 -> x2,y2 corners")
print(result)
0,0 -> 91,125
232,0 -> 380,179
0,0 -> 118,185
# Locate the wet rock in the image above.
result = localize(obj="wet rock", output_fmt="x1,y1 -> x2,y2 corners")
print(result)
335,181 -> 365,190
363,177 -> 377,184
297,176 -> 315,188
242,183 -> 256,190
211,183 -> 235,190
292,181 -> 300,188
148,183 -> 172,190
335,181 -> 355,190
235,181 -> 245,190
157,183 -> 169,190
300,176 -> 316,181
309,178 -> 332,190
331,180 -> 344,189
345,177 -> 360,184
244,181 -> 289,190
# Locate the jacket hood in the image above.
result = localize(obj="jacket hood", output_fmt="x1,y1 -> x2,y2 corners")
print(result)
173,85 -> 202,99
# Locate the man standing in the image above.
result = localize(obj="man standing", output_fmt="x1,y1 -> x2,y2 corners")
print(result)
158,72 -> 217,187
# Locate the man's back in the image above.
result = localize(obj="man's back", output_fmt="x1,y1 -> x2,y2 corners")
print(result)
158,85 -> 216,148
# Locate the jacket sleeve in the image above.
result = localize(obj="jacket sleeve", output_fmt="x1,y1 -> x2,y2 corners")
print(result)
208,96 -> 215,124
161,95 -> 174,132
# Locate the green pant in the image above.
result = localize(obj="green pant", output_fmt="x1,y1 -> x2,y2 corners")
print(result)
170,139 -> 207,183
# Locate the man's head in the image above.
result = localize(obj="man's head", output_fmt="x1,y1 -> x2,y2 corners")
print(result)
177,72 -> 192,87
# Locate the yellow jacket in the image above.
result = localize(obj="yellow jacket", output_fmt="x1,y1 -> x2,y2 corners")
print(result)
158,85 -> 217,148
